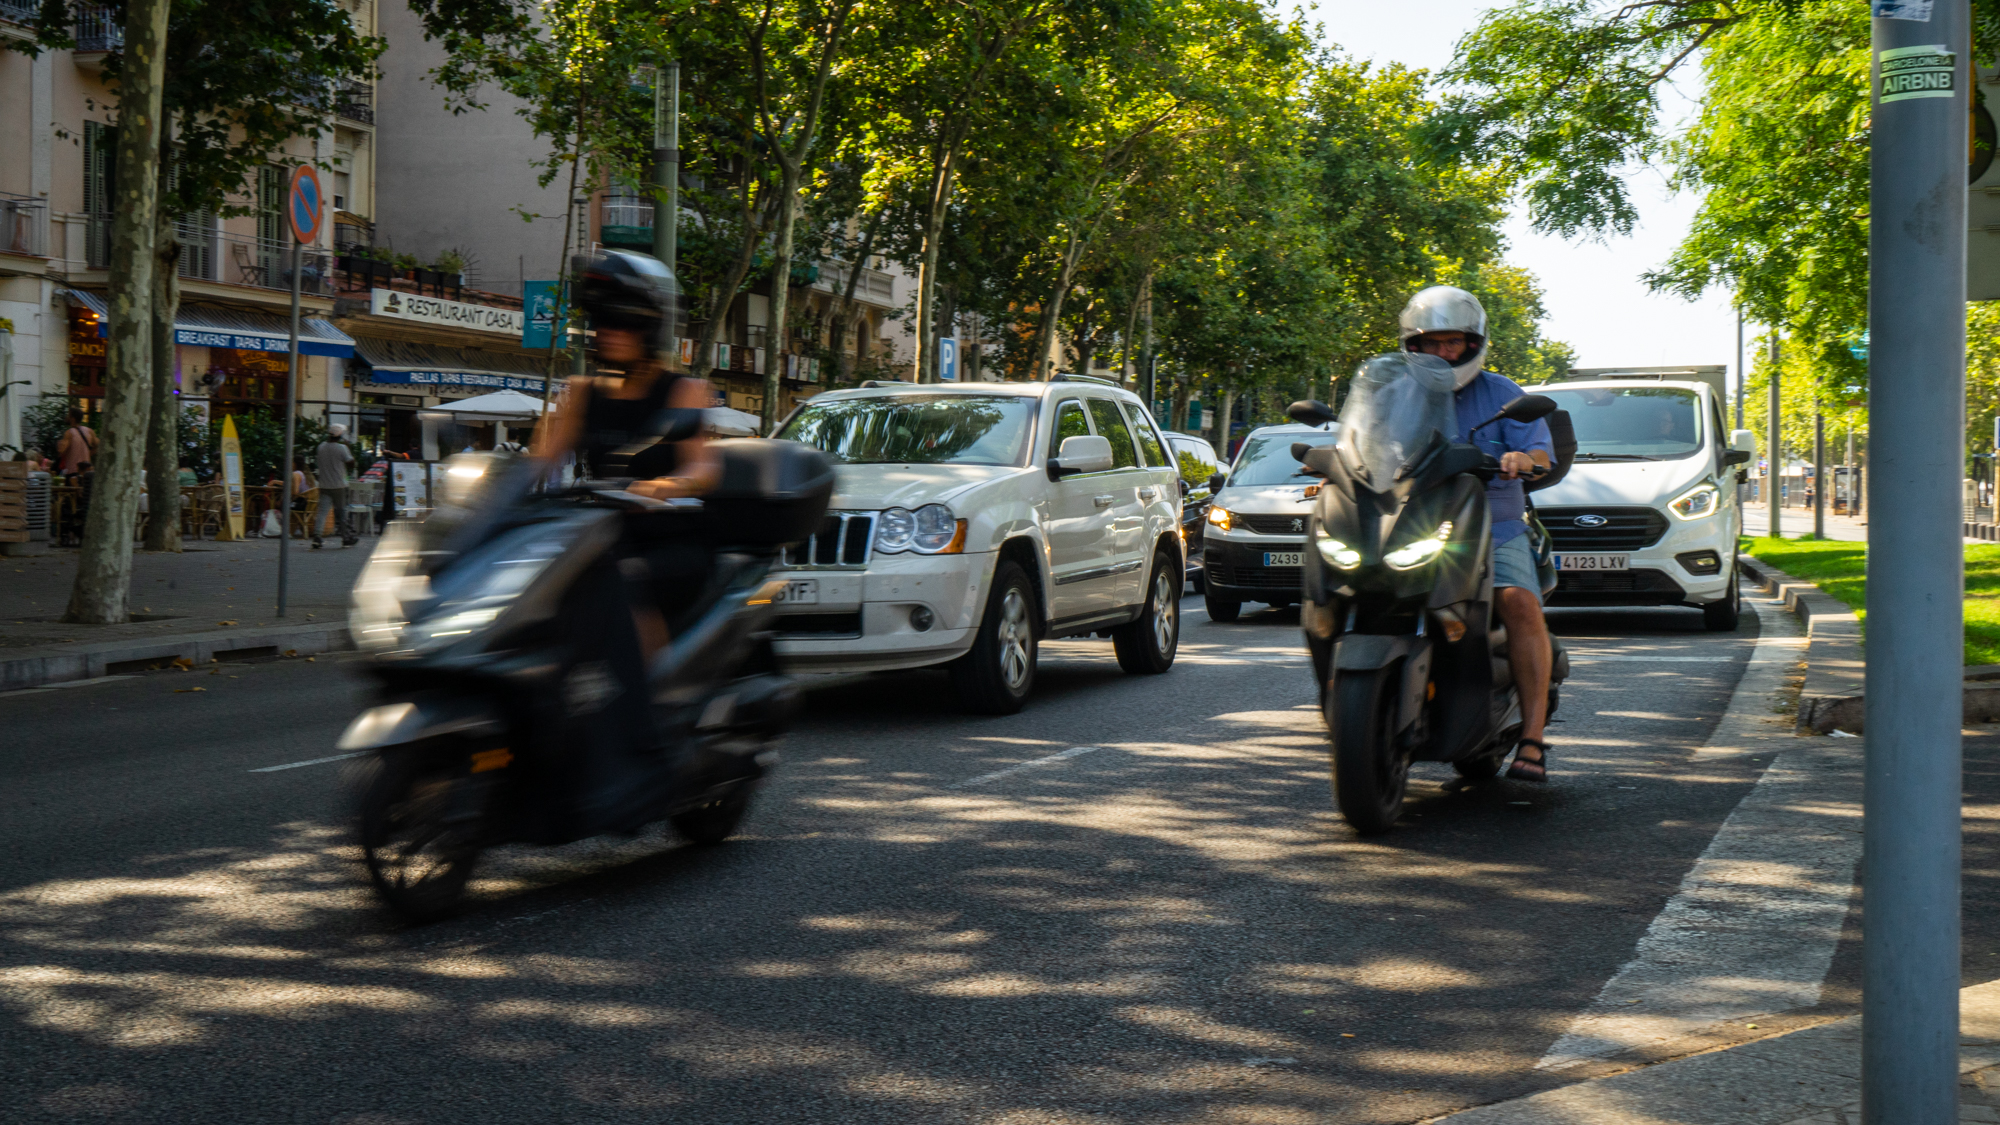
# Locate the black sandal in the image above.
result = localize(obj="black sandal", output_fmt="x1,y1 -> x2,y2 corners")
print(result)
1506,738 -> 1550,783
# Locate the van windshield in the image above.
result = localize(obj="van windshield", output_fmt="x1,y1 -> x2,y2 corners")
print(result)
1229,432 -> 1341,486
1538,387 -> 1703,460
778,394 -> 1035,465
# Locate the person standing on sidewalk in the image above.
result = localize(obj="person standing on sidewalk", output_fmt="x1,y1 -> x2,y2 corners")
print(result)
55,409 -> 96,476
313,425 -> 357,548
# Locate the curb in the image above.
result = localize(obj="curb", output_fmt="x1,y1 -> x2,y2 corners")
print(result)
0,622 -> 354,692
1736,554 -> 1863,734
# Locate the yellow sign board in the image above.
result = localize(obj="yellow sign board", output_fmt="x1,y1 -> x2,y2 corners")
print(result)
217,414 -> 245,541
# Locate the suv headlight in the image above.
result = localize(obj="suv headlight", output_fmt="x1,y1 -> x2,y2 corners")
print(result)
875,503 -> 965,554
1669,481 -> 1720,520
1313,526 -> 1361,570
1384,521 -> 1454,570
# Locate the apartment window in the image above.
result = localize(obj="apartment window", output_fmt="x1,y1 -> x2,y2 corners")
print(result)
333,170 -> 351,212
83,121 -> 116,268
257,166 -> 285,246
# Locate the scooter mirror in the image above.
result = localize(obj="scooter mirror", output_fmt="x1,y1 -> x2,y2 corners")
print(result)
1498,394 -> 1558,423
1286,400 -> 1337,426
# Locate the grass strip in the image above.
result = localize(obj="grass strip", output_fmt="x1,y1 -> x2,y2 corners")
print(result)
1742,536 -> 2000,666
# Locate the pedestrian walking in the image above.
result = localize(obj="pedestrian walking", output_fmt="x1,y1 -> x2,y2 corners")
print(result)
314,424 -> 357,548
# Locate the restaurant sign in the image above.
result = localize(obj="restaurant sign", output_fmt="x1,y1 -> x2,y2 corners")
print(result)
369,289 -> 525,336
366,369 -> 547,394
174,329 -> 352,357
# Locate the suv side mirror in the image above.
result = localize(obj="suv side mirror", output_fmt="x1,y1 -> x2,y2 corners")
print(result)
1286,400 -> 1337,425
1048,434 -> 1113,478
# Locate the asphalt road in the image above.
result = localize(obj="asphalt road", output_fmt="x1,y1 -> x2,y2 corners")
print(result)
3,588 -> 1996,1123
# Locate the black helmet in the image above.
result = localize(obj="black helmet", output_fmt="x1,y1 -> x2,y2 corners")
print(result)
574,249 -> 679,340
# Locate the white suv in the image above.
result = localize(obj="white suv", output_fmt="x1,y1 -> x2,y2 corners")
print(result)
767,376 -> 1186,713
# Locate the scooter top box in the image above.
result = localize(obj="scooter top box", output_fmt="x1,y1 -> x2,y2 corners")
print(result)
705,439 -> 836,545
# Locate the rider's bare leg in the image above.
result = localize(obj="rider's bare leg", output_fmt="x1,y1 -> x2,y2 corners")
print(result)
1497,584 -> 1551,755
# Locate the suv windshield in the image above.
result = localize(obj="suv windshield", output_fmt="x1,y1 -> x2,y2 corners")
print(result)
779,394 -> 1035,465
1539,387 -> 1702,460
1229,431 -> 1341,486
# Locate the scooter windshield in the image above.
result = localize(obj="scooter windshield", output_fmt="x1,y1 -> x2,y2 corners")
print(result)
1337,353 -> 1456,486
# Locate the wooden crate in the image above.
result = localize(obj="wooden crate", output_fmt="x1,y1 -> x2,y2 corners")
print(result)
0,468 -> 24,543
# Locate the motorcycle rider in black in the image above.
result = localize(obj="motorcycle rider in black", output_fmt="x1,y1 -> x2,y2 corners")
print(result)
532,250 -> 721,656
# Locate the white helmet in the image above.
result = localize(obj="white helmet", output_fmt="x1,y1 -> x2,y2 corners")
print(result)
1399,286 -> 1488,389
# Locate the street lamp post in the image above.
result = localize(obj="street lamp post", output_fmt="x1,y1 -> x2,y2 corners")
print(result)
1768,335 -> 1782,538
1814,406 -> 1826,538
1863,1 -> 1968,1119
653,61 -> 679,279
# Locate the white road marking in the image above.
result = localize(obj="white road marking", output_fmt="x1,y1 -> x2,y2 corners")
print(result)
1537,592 -> 1859,1070
947,745 -> 1104,789
248,751 -> 368,774
1567,655 -> 1734,663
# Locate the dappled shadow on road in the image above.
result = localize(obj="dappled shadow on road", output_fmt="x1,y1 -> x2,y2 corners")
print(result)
0,611 -> 1776,1124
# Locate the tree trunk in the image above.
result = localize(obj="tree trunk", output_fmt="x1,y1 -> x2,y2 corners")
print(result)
1214,387 -> 1235,454
144,160 -> 182,553
1171,378 -> 1192,436
832,214 -> 879,384
65,0 -> 169,624
913,150 -> 957,383
759,169 -> 800,434
1027,204 -> 1116,381
937,283 -> 956,378
1117,275 -> 1146,387
965,311 -> 983,383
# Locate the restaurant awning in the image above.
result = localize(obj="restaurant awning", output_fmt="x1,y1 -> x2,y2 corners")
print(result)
351,336 -> 551,395
61,291 -> 356,358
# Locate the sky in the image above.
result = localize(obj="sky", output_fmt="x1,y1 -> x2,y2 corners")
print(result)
1303,0 -> 1750,384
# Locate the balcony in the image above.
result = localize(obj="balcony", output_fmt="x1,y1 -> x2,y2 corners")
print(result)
1,0 -> 38,26
84,216 -> 333,297
0,193 -> 46,257
72,5 -> 121,51
601,191 -> 655,250
812,259 -> 895,305
334,81 -> 374,125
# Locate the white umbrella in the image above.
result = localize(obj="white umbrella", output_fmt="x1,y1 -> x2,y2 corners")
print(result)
437,390 -> 547,421
707,406 -> 762,436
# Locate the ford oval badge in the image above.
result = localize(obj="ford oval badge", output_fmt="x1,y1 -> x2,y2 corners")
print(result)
1574,514 -> 1609,528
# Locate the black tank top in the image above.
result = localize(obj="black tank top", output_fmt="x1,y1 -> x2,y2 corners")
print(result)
580,371 -> 684,479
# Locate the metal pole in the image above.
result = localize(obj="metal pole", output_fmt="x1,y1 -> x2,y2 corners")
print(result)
1848,427 -> 1857,515
1814,406 -> 1826,538
652,60 -> 679,278
1768,335 -> 1782,538
1728,306 -> 1744,428
1863,3 -> 1966,1118
277,234 -> 302,617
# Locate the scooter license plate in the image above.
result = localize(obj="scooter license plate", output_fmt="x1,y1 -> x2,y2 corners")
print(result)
774,579 -> 819,604
1558,554 -> 1629,571
1264,552 -> 1303,567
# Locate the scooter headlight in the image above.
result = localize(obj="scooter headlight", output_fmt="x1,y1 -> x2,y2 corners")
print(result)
1669,481 -> 1720,520
1384,521 -> 1455,570
1313,527 -> 1361,570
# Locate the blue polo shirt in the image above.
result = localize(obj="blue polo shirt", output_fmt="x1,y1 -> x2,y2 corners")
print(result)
1453,371 -> 1553,546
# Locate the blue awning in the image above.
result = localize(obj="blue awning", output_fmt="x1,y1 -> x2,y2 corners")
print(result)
351,336 -> 551,395
62,291 -> 356,357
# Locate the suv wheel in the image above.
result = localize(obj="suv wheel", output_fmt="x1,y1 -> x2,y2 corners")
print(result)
951,560 -> 1038,714
1113,551 -> 1180,674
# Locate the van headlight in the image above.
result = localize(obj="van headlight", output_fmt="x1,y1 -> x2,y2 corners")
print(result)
1314,527 -> 1361,570
1207,505 -> 1232,531
875,503 -> 965,554
1384,520 -> 1454,570
1669,481 -> 1720,520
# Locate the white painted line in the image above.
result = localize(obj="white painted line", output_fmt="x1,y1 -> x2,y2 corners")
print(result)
0,674 -> 135,698
947,745 -> 1104,789
249,751 -> 368,774
1537,594 -> 1859,1070
1567,655 -> 1734,663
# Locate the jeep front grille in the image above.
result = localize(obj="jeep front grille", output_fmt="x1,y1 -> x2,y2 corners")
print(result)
781,510 -> 876,568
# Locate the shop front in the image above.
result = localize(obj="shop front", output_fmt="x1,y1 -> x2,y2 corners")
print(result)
348,336 -> 554,455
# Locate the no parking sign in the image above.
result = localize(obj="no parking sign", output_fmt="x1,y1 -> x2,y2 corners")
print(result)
286,165 -> 324,244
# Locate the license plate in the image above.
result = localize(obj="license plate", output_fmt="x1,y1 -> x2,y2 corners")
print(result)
1558,554 -> 1629,571
774,579 -> 819,604
1264,552 -> 1302,567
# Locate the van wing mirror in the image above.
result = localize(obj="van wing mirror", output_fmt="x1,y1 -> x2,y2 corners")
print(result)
1286,399 -> 1337,426
1723,448 -> 1752,467
1049,434 -> 1113,478
1730,428 -> 1757,454
1207,470 -> 1227,493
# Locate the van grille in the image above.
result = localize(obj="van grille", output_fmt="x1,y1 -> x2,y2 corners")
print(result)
781,510 -> 876,567
1536,506 -> 1670,552
1209,564 -> 1302,590
1235,513 -> 1310,536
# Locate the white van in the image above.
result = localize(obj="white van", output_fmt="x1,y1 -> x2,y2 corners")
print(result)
1527,367 -> 1757,630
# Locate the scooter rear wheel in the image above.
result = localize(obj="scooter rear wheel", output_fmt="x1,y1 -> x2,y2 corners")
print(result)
1328,666 -> 1410,834
353,752 -> 483,923
671,788 -> 752,845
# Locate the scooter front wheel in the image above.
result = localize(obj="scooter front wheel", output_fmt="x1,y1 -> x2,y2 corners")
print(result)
671,787 -> 753,845
353,751 -> 484,923
1328,667 -> 1410,834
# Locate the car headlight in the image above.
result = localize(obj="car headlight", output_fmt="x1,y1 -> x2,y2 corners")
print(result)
876,504 -> 964,554
1384,521 -> 1454,570
1313,527 -> 1361,570
1207,505 -> 1232,531
1669,481 -> 1720,520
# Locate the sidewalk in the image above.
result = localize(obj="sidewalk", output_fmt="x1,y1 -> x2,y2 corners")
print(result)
1434,980 -> 2000,1123
0,537 -> 373,688
1742,505 -> 1868,542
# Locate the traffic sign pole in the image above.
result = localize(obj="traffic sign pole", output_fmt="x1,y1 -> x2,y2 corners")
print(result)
1864,2 -> 1967,1120
277,165 -> 324,619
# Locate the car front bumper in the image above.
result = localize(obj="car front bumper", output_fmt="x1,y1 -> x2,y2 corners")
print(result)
1546,512 -> 1738,607
769,551 -> 991,673
1203,534 -> 1308,600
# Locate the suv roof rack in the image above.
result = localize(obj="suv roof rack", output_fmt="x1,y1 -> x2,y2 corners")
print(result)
859,380 -> 920,388
1049,373 -> 1121,387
